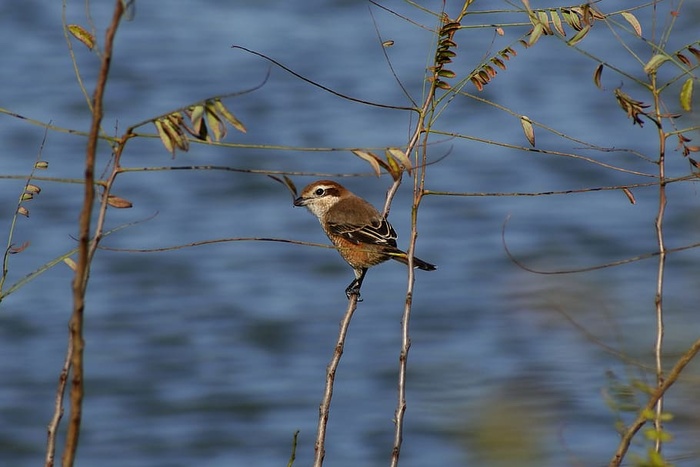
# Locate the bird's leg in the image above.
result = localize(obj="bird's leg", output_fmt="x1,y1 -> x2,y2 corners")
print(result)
345,268 -> 367,300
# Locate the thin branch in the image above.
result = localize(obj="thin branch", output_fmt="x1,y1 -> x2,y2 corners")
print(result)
45,331 -> 72,467
609,338 -> 700,467
313,294 -> 359,467
62,1 -> 124,466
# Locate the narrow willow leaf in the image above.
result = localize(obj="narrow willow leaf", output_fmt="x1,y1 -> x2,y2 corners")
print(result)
163,117 -> 189,151
205,106 -> 227,142
63,257 -> 77,271
520,116 -> 535,147
213,99 -> 247,133
550,9 -> 566,36
529,23 -> 544,46
536,10 -> 551,35
68,24 -> 95,50
622,187 -> 636,204
25,184 -> 41,194
676,53 -> 692,67
593,63 -> 604,89
680,78 -> 693,112
386,147 -> 413,175
107,194 -> 133,209
154,119 -> 175,154
688,46 -> 700,62
189,105 -> 206,135
437,69 -> 456,78
351,150 -> 382,177
620,12 -> 642,37
567,25 -> 590,46
643,54 -> 670,74
491,57 -> 506,70
34,161 -> 49,169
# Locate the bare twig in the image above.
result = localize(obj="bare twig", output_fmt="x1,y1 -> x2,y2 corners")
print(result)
609,338 -> 700,467
45,330 -> 72,467
62,2 -> 125,466
313,294 -> 359,467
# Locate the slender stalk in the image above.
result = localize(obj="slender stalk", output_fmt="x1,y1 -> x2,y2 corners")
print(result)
650,74 -> 667,454
313,295 -> 359,467
61,2 -> 124,466
609,338 -> 700,467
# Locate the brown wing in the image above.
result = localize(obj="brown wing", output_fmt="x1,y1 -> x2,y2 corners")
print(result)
327,216 -> 398,248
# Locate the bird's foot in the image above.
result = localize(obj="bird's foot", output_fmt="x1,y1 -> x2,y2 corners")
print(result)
345,281 -> 363,301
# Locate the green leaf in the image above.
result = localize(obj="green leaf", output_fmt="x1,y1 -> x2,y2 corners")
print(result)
620,12 -> 642,37
680,77 -> 693,112
643,54 -> 670,74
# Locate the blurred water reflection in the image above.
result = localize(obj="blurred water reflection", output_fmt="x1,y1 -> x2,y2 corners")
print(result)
0,2 -> 699,466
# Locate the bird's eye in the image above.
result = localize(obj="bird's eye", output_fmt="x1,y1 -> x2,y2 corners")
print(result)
314,188 -> 325,196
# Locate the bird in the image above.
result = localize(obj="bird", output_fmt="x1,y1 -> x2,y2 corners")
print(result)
293,180 -> 436,299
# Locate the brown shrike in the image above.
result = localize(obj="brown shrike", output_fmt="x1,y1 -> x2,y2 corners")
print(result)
294,180 -> 436,299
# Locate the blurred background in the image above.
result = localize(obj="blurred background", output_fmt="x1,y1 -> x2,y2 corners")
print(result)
0,1 -> 699,466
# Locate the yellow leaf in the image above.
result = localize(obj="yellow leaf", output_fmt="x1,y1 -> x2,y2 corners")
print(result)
351,150 -> 382,177
593,63 -> 604,89
620,12 -> 642,37
643,54 -> 670,74
63,257 -> 77,271
680,77 -> 693,112
213,99 -> 247,133
386,147 -> 413,175
520,116 -> 535,147
106,194 -> 133,209
68,24 -> 95,50
567,25 -> 590,46
550,9 -> 566,36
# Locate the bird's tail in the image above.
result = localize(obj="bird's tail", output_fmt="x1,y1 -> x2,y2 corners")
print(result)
388,250 -> 437,271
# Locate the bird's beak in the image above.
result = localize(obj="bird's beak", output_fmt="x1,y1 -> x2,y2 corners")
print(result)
293,196 -> 306,207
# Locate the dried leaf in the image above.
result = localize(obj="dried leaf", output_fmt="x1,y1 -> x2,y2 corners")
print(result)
550,9 -> 566,36
17,206 -> 29,217
438,69 -> 456,78
34,161 -> 49,169
622,187 -> 636,204
561,8 -> 582,31
154,119 -> 175,154
643,54 -> 670,74
63,257 -> 77,271
382,40 -> 394,47
25,184 -> 41,194
680,77 -> 693,112
567,25 -> 591,46
21,193 -> 34,201
8,241 -> 30,254
688,46 -> 700,62
68,24 -> 95,50
536,10 -> 552,35
351,150 -> 383,177
520,116 -> 535,147
189,105 -> 206,135
529,23 -> 544,46
690,157 -> 700,169
386,147 -> 413,175
213,99 -> 247,133
107,194 -> 133,209
491,57 -> 506,70
470,76 -> 484,91
593,63 -> 604,89
495,27 -> 504,36
676,53 -> 692,68
205,107 -> 227,141
620,12 -> 642,37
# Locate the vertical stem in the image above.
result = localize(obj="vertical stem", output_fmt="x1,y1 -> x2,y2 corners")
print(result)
61,2 -> 123,466
313,295 -> 359,467
651,75 -> 666,453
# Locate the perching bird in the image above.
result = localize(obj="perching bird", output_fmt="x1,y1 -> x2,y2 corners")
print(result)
293,180 -> 436,299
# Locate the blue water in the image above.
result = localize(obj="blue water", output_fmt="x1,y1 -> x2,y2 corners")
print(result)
1,1 -> 699,466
